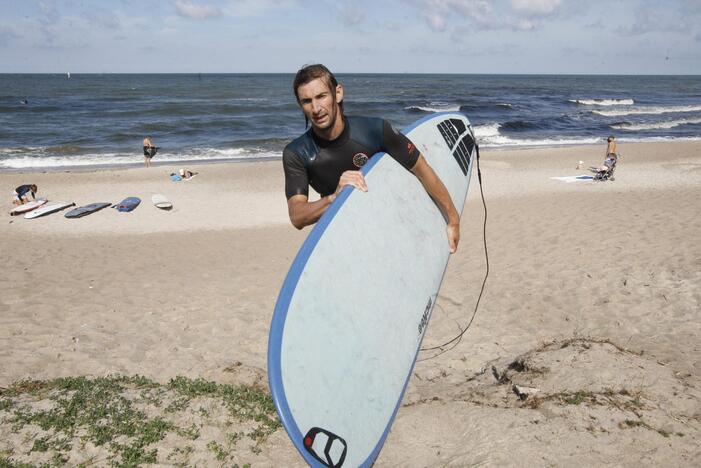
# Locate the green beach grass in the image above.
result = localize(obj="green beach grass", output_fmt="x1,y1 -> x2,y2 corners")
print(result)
0,375 -> 281,467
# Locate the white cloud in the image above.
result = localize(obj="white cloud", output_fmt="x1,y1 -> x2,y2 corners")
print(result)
174,1 -> 223,19
340,2 -> 365,26
415,0 -> 492,30
425,12 -> 447,31
223,0 -> 298,17
510,0 -> 561,15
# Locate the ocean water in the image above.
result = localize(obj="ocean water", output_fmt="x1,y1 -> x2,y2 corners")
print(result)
1,73 -> 700,170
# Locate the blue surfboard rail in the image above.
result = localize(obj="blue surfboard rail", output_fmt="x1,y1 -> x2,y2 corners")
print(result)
268,112 -> 473,467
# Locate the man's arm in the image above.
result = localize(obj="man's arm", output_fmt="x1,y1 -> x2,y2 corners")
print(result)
410,154 -> 461,253
287,171 -> 368,229
287,194 -> 334,230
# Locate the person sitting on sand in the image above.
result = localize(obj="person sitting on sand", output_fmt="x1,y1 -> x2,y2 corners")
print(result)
12,184 -> 38,205
179,168 -> 197,180
143,136 -> 158,168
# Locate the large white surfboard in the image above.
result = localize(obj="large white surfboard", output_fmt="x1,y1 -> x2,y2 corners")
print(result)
268,112 -> 477,467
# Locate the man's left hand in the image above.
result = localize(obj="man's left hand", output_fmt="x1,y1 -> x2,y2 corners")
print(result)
447,223 -> 460,253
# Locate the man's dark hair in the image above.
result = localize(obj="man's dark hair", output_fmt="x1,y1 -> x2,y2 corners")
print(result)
293,64 -> 343,126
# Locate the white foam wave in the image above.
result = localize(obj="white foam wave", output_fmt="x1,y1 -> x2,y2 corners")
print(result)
473,123 -> 501,138
0,147 -> 279,169
570,98 -> 634,106
610,117 -> 701,131
472,122 -> 601,147
405,102 -> 461,113
593,104 -> 701,117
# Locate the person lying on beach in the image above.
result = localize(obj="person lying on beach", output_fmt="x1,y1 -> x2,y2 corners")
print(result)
12,184 -> 38,205
179,168 -> 197,180
143,136 -> 158,168
282,63 -> 461,252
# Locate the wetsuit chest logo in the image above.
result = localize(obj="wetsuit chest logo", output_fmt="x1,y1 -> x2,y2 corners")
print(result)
352,152 -> 368,168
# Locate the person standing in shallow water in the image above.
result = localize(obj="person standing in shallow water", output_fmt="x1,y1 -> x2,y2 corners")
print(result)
143,136 -> 158,168
282,63 -> 461,252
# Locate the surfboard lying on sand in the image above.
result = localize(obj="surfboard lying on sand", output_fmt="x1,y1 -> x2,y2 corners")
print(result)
65,202 -> 112,218
10,198 -> 47,216
268,112 -> 477,467
24,202 -> 75,219
151,194 -> 172,210
113,197 -> 140,212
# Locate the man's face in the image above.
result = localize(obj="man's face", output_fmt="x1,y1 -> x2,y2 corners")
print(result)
296,77 -> 343,132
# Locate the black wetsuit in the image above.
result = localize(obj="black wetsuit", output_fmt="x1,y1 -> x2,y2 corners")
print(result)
15,185 -> 35,200
283,116 -> 421,199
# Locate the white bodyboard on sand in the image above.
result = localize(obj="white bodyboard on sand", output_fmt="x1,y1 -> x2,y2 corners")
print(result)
151,194 -> 172,209
268,112 -> 477,467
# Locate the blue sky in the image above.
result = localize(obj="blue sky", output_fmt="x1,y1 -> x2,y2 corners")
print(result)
0,0 -> 699,74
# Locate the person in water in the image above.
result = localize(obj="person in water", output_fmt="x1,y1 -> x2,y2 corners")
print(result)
13,184 -> 38,205
282,64 -> 461,252
143,136 -> 158,168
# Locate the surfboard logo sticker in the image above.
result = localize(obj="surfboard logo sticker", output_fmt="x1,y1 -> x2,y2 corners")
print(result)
352,152 -> 369,168
303,427 -> 348,467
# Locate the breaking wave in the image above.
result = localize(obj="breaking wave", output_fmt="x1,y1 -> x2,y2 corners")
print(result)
593,104 -> 701,117
570,98 -> 634,106
610,117 -> 701,131
405,102 -> 461,113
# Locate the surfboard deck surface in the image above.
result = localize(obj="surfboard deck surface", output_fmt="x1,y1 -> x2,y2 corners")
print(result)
113,197 -> 140,212
24,202 -> 75,219
151,194 -> 172,209
65,202 -> 111,218
268,112 -> 477,467
10,198 -> 47,216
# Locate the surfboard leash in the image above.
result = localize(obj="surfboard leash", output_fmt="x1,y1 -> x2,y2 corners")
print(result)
419,143 -> 490,360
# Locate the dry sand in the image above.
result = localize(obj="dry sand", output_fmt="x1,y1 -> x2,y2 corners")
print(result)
1,141 -> 700,466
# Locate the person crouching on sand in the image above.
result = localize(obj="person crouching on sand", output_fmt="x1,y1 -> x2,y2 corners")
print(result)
12,184 -> 37,205
143,135 -> 158,168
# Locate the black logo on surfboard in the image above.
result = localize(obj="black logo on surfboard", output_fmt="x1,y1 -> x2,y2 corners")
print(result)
418,297 -> 432,335
437,118 -> 474,177
303,427 -> 347,467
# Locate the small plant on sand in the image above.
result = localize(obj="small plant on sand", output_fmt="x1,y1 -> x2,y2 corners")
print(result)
0,374 -> 280,467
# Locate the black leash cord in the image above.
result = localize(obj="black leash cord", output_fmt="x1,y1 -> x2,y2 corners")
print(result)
419,143 -> 489,359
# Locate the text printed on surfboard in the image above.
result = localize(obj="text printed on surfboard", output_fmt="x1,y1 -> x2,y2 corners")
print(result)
418,297 -> 432,335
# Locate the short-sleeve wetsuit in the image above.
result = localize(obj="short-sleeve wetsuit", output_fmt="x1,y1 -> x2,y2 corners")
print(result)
283,116 -> 421,199
14,185 -> 36,200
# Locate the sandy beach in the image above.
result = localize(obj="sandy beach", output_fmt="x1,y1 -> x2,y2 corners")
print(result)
1,141 -> 700,466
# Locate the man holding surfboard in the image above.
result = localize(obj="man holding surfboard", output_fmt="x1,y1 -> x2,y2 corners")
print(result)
283,64 -> 461,252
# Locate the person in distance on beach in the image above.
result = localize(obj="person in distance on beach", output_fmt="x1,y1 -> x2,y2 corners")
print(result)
143,135 -> 158,168
599,135 -> 618,173
605,135 -> 617,158
12,184 -> 38,205
282,63 -> 461,252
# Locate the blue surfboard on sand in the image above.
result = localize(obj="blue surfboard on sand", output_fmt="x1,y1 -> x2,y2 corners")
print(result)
113,197 -> 140,212
268,113 -> 477,467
